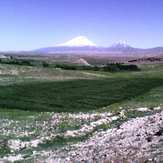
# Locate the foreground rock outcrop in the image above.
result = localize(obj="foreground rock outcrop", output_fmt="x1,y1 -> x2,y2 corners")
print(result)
44,111 -> 163,163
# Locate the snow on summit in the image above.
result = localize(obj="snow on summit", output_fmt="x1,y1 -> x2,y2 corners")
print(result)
57,36 -> 96,47
111,40 -> 130,48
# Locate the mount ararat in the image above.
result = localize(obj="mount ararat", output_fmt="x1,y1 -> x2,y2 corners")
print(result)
33,36 -> 163,57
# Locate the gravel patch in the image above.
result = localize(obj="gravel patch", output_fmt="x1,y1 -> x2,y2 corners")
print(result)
44,111 -> 163,163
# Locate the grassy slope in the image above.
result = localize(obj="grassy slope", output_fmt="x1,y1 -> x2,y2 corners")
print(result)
0,78 -> 162,112
0,64 -> 163,112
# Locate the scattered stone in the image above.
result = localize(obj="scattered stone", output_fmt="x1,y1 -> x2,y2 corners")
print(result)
43,111 -> 163,163
136,107 -> 149,112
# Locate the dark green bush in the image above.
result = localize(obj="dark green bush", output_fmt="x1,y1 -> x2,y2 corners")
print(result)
53,63 -> 140,72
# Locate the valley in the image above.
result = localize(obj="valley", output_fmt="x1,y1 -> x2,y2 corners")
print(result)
0,60 -> 163,162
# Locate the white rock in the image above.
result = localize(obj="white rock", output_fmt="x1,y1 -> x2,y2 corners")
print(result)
3,154 -> 23,162
136,107 -> 149,112
154,106 -> 161,110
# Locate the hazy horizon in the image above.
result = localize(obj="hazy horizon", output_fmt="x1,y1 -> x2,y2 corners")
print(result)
0,0 -> 163,51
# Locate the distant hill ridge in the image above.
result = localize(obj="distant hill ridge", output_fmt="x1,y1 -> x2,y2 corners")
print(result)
34,45 -> 163,57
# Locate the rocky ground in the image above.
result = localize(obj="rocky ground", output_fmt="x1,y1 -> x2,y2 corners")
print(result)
0,111 -> 121,162
40,111 -> 163,163
0,108 -> 163,162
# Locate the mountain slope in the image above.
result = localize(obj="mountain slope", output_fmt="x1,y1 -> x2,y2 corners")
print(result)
57,36 -> 96,47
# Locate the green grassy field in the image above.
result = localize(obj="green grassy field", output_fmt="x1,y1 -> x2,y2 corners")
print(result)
0,77 -> 163,112
0,64 -> 163,113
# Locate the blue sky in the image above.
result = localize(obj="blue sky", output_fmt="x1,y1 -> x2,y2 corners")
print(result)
0,0 -> 163,50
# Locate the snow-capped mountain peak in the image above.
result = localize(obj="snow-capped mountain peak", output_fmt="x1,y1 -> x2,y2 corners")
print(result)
111,40 -> 130,48
57,36 -> 96,47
